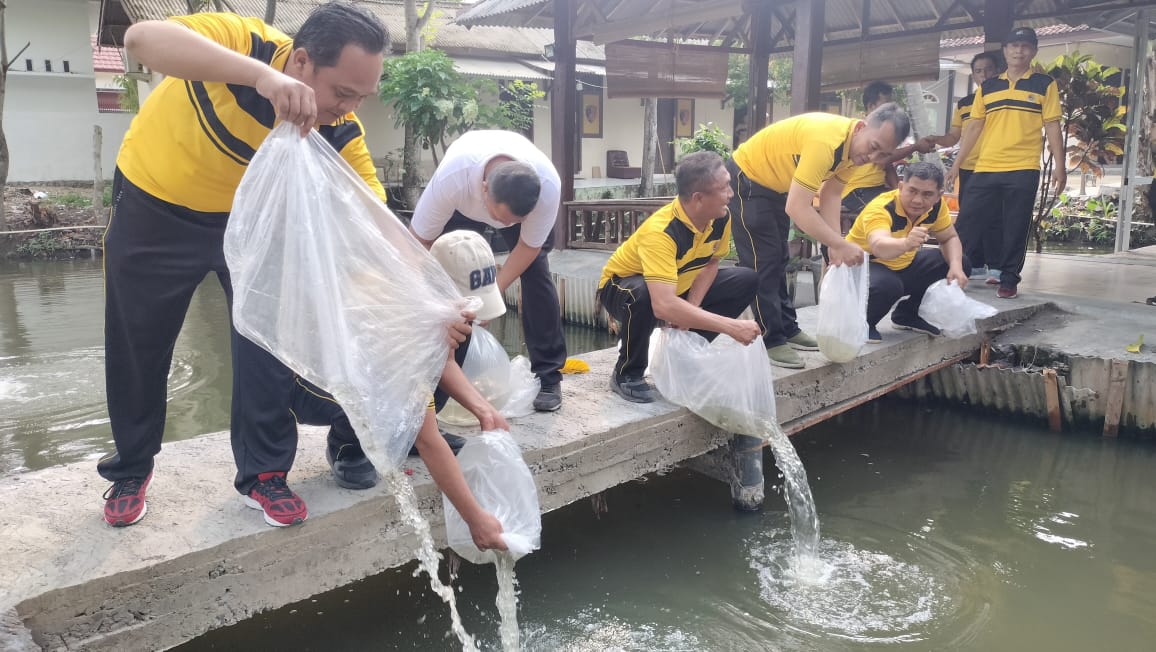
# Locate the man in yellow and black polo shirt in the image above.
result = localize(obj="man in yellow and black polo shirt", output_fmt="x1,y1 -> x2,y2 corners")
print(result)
599,152 -> 762,403
846,163 -> 970,342
728,104 -> 910,368
924,51 -> 1003,281
841,82 -> 934,219
97,4 -> 491,535
947,26 -> 1066,299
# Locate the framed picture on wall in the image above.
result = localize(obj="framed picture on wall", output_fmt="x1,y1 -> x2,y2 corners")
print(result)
675,98 -> 695,138
581,91 -> 603,138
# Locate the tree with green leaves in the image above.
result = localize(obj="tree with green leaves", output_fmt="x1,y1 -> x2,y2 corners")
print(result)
1,0 -> 31,231
379,49 -> 480,168
1031,52 -> 1126,252
726,55 -> 792,143
390,0 -> 439,209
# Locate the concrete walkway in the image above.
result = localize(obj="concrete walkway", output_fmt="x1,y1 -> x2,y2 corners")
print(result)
3,247 -> 1154,650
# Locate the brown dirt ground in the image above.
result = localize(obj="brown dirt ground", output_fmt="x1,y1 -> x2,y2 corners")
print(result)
2,185 -> 106,258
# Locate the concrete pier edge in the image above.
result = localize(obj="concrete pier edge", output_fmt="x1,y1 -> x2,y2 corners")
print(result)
5,288 -> 1154,649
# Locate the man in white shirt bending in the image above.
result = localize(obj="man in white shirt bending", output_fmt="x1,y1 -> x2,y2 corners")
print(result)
410,130 -> 567,412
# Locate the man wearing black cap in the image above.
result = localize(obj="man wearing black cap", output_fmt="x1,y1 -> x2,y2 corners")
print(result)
947,26 -> 1066,300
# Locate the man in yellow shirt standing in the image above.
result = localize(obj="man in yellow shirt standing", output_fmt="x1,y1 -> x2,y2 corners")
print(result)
727,105 -> 910,368
924,51 -> 1002,281
598,152 -> 762,402
98,4 -> 505,547
947,27 -> 1066,299
846,163 -> 970,342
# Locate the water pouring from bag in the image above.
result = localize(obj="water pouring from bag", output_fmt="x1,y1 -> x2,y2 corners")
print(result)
444,430 -> 542,651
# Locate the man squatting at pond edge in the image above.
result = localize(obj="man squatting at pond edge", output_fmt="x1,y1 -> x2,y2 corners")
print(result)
98,2 -> 508,550
726,104 -> 910,370
845,162 -> 970,343
598,151 -> 763,403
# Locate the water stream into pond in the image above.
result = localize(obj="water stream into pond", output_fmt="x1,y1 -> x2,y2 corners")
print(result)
7,260 -> 1156,650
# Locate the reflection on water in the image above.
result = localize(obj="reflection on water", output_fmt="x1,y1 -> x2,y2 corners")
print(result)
179,402 -> 1156,651
0,260 -> 233,476
0,261 -> 613,476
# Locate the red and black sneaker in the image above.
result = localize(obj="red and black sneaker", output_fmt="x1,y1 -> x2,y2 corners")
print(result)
244,472 -> 307,527
103,473 -> 152,527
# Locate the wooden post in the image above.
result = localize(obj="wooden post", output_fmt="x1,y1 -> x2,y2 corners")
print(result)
978,340 -> 991,367
982,0 -> 1013,49
93,125 -> 105,224
1043,368 -> 1062,432
790,0 -> 824,115
745,0 -> 773,139
1102,359 -> 1130,437
550,0 -> 577,250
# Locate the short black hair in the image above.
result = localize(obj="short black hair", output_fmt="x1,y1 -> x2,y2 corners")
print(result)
862,80 -> 894,112
903,161 -> 944,189
675,151 -> 725,201
488,161 -> 541,217
865,102 -> 912,144
971,51 -> 1003,73
294,2 -> 389,69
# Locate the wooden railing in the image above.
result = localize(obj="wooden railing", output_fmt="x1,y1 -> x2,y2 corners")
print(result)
564,198 -> 672,250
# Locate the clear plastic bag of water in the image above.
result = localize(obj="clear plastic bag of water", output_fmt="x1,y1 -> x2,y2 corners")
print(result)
225,123 -> 467,471
816,252 -> 870,363
444,430 -> 542,564
650,328 -> 776,436
438,326 -> 539,426
918,279 -> 998,338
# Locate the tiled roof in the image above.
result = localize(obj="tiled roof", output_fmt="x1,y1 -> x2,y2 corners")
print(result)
91,35 -> 125,73
940,23 -> 1092,49
114,0 -> 604,60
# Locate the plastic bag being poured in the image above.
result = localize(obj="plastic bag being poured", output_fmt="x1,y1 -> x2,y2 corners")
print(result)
224,123 -> 469,470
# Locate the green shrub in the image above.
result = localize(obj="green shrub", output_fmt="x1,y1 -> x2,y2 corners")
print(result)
15,233 -> 62,258
675,123 -> 732,160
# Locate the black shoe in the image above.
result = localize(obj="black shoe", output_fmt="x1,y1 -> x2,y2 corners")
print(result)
408,431 -> 467,458
326,443 -> 378,490
533,383 -> 562,412
609,374 -> 658,403
891,312 -> 941,336
867,325 -> 882,343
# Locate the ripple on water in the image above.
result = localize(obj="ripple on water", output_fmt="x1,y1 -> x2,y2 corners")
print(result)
1006,481 -> 1092,551
748,516 -> 989,647
1,347 -> 208,474
505,608 -> 701,652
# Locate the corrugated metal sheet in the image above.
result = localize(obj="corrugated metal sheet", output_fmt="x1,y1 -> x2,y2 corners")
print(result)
521,59 -> 607,77
455,0 -> 1149,50
453,56 -> 551,80
502,272 -> 608,328
895,357 -> 1156,435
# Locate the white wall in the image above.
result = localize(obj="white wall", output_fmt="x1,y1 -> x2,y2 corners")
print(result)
351,81 -> 739,186
581,92 -> 735,178
4,0 -> 129,182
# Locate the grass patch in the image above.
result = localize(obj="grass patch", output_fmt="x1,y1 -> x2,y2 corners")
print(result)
49,192 -> 92,209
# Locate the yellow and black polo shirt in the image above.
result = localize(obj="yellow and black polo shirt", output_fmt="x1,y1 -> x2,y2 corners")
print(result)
950,93 -> 982,171
845,189 -> 953,271
599,197 -> 732,296
116,13 -> 386,213
732,113 -> 861,194
971,70 -> 1061,173
841,163 -> 886,197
